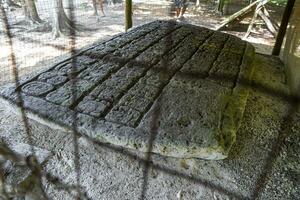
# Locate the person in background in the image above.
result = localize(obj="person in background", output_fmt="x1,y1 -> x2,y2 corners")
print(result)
92,0 -> 105,17
175,0 -> 187,20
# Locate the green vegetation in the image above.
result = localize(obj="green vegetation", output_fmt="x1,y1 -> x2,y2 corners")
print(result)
270,0 -> 287,6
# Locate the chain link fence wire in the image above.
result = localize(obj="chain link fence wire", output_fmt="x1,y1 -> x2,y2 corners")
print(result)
0,0 -> 172,86
0,0 -> 298,199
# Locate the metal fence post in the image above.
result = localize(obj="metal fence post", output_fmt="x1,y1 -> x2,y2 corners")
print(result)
272,0 -> 296,56
125,0 -> 132,32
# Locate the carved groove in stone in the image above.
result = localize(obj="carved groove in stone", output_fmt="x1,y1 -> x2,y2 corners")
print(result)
0,21 -> 256,160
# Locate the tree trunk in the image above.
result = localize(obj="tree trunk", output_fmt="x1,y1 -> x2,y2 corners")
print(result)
4,0 -> 21,8
20,0 -> 42,23
108,0 -> 115,6
92,0 -> 98,15
21,0 -> 31,21
25,0 -> 42,23
92,0 -> 105,16
52,0 -> 82,38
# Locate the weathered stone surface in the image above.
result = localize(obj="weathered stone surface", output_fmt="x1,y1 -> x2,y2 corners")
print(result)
1,142 -> 51,197
21,81 -> 54,96
76,98 -> 110,117
0,20 -> 256,160
138,78 -> 232,159
46,75 -> 68,86
1,54 -> 295,199
209,50 -> 245,88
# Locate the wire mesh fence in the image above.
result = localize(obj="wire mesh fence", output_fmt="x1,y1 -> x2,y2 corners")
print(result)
0,1 -> 173,199
0,0 -> 299,199
0,0 -> 173,86
0,0 -> 286,85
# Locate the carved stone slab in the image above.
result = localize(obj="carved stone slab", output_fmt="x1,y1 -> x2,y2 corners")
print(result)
0,21 -> 255,160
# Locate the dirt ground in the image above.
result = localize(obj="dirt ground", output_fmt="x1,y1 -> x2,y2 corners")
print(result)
0,0 -> 285,86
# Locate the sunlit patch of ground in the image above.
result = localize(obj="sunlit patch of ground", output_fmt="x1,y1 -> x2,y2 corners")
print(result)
0,1 -> 285,85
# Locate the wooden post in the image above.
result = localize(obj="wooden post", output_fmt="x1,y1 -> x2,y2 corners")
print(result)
217,0 -> 225,13
217,0 -> 230,15
272,0 -> 296,56
125,0 -> 132,32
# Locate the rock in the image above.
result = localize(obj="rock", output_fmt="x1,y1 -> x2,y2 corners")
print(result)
21,81 -> 54,97
0,53 -> 295,199
0,20 -> 255,160
1,142 -> 51,199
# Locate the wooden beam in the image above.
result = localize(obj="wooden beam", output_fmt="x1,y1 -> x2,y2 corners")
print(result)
258,9 -> 276,36
243,3 -> 263,38
272,0 -> 296,56
125,0 -> 132,32
216,0 -> 260,30
263,7 -> 279,30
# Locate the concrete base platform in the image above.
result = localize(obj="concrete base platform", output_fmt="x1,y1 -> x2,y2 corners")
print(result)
0,54 -> 298,199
